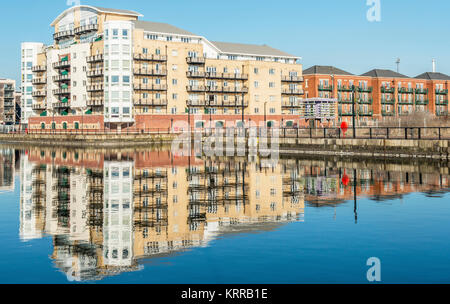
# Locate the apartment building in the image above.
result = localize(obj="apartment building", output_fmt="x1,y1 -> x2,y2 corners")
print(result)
23,5 -> 303,132
304,65 -> 449,125
0,79 -> 17,125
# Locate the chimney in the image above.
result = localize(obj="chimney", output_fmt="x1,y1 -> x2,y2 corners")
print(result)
432,59 -> 436,73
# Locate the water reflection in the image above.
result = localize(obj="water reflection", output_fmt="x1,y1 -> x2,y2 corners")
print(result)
8,147 -> 450,281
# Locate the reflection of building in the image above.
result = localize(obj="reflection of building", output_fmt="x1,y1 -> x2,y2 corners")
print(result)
0,79 -> 18,125
0,149 -> 15,192
20,149 -> 305,281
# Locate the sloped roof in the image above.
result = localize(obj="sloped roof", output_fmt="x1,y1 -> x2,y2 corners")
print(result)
91,6 -> 142,16
210,41 -> 298,59
303,65 -> 353,76
361,69 -> 409,78
414,72 -> 450,80
133,20 -> 198,36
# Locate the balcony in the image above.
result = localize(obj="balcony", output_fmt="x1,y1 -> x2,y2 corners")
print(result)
398,87 -> 414,94
134,69 -> 167,76
282,89 -> 304,95
338,98 -> 353,104
381,86 -> 395,94
187,99 -> 249,108
3,102 -> 14,108
318,85 -> 333,91
32,103 -> 46,110
74,24 -> 98,35
206,72 -> 249,80
3,85 -> 14,92
415,99 -> 429,105
52,75 -> 70,82
133,84 -> 168,91
32,65 -> 46,72
53,30 -> 75,41
187,71 -> 206,78
53,60 -> 71,69
436,89 -> 448,95
133,54 -> 167,62
381,110 -> 395,116
32,78 -> 46,85
53,88 -> 70,95
415,88 -> 428,95
358,86 -> 373,93
32,91 -> 46,97
86,54 -> 104,63
338,109 -> 354,116
187,85 -> 206,92
436,110 -> 448,116
281,75 -> 303,82
54,101 -> 71,108
221,86 -> 249,93
381,98 -> 395,104
358,110 -> 374,116
186,57 -> 205,64
86,84 -> 104,92
186,99 -> 207,107
133,99 -> 168,106
337,85 -> 353,92
357,98 -> 373,104
282,101 -> 302,108
87,69 -> 104,77
87,99 -> 104,107
436,99 -> 448,106
398,100 -> 414,105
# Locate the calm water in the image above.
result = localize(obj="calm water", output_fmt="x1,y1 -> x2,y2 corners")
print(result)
0,146 -> 449,284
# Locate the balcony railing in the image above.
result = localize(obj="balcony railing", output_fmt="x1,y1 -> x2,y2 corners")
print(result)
86,84 -> 104,92
32,91 -> 46,97
74,24 -> 98,35
86,99 -> 104,107
133,99 -> 168,106
382,110 -> 395,116
415,88 -> 428,95
53,61 -> 71,69
187,85 -> 206,92
281,75 -> 304,82
281,101 -> 302,108
32,103 -> 46,110
398,100 -> 414,105
54,101 -> 71,108
436,89 -> 448,95
3,85 -> 14,92
52,75 -> 70,82
436,110 -> 448,116
358,110 -> 374,116
206,72 -> 249,80
3,102 -> 14,107
357,98 -> 373,104
133,84 -> 168,91
53,30 -> 75,41
398,87 -> 414,94
134,69 -> 167,76
436,99 -> 448,106
381,87 -> 395,94
133,54 -> 167,62
32,65 -> 46,72
186,57 -> 206,64
415,99 -> 429,105
357,86 -> 373,93
187,71 -> 206,78
381,98 -> 395,104
282,89 -> 304,95
32,78 -> 46,85
318,85 -> 333,91
53,88 -> 70,95
87,69 -> 103,77
86,54 -> 104,63
187,99 -> 249,108
337,85 -> 353,92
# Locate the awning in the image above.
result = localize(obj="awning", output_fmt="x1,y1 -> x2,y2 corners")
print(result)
61,70 -> 69,76
40,111 -> 47,117
61,111 -> 68,116
94,36 -> 103,42
61,84 -> 68,89
85,109 -> 92,115
61,97 -> 68,103
61,56 -> 69,62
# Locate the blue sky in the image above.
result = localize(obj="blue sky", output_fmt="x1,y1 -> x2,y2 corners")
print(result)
1,0 -> 449,84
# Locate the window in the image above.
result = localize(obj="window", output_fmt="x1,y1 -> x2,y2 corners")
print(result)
122,29 -> 129,39
269,69 -> 275,75
172,50 -> 178,56
172,79 -> 178,85
254,81 -> 259,88
112,29 -> 119,39
254,68 -> 259,74
123,76 -> 130,85
74,122 -> 79,130
269,82 -> 275,88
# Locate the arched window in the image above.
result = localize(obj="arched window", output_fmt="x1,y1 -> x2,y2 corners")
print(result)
63,122 -> 68,130
74,122 -> 79,130
52,122 -> 56,130
41,123 -> 45,130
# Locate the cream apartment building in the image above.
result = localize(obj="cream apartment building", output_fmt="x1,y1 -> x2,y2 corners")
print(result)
23,5 -> 303,131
